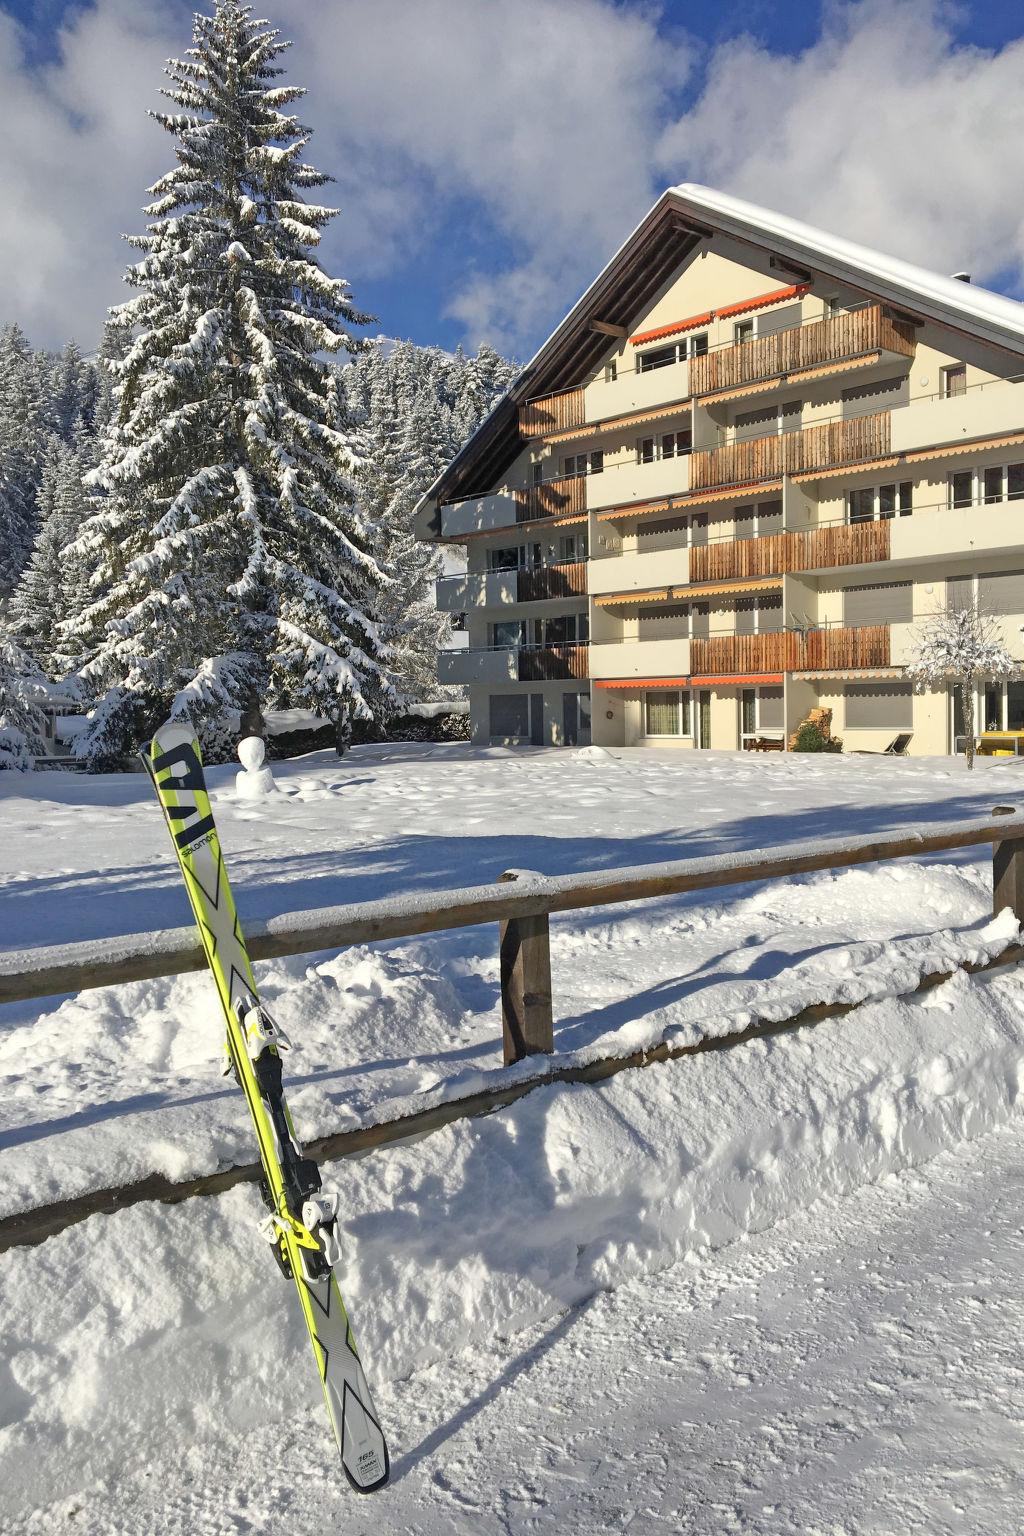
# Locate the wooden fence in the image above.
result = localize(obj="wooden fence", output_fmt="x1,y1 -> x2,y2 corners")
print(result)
513,475 -> 587,523
689,624 -> 891,676
689,520 -> 891,583
3,808 -> 1024,1249
518,387 -> 587,439
691,411 -> 892,492
689,304 -> 916,398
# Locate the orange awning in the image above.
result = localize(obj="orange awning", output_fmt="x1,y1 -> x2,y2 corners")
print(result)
596,481 -> 783,522
594,672 -> 783,690
629,285 -> 810,348
904,430 -> 1024,463
630,312 -> 713,346
594,576 -> 783,607
544,397 -> 692,445
716,284 -> 810,319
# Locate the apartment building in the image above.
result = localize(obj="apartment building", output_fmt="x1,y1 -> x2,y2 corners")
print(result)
414,185 -> 1024,755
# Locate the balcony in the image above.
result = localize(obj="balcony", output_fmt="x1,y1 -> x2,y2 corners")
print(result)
589,546 -> 690,594
440,492 -> 519,539
689,304 -> 916,400
439,644 -> 590,686
689,521 -> 890,583
691,626 -> 891,676
691,412 -> 891,492
519,388 -> 586,439
436,561 -> 588,611
889,499 -> 1024,565
889,377 -> 1024,455
589,637 -> 689,679
513,475 -> 587,523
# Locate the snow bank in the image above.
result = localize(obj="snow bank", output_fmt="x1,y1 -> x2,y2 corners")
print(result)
2,964 -> 1024,1516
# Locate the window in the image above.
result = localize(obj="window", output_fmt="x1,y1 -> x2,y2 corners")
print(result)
734,597 -> 782,635
605,360 -> 617,383
636,333 -> 706,372
639,602 -> 705,640
942,364 -> 967,397
540,611 -> 588,646
848,482 -> 913,523
949,471 -> 974,509
845,683 -> 913,729
841,375 -> 909,417
491,620 -> 526,649
661,429 -> 692,458
490,543 -> 540,571
638,343 -> 680,373
1011,463 -> 1024,500
644,690 -> 692,737
946,574 -> 974,610
734,399 -> 801,441
637,431 -> 692,464
531,461 -> 543,486
489,694 -> 530,739
559,533 -> 588,562
733,499 -> 782,539
734,319 -> 755,343
637,513 -> 705,552
842,581 -> 913,625
740,687 -> 784,743
563,451 -> 602,478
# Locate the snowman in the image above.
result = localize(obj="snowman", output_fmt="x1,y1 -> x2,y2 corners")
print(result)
235,734 -> 277,799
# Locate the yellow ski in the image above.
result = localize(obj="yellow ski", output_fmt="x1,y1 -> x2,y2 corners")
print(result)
143,721 -> 389,1494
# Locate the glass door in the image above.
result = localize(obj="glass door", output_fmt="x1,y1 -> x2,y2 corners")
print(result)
697,689 -> 711,749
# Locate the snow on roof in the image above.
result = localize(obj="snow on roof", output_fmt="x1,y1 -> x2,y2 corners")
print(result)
670,183 -> 1024,354
417,183 -> 1024,527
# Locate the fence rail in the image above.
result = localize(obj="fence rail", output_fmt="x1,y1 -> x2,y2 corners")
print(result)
689,520 -> 891,583
689,304 -> 916,398
3,808 -> 1024,1250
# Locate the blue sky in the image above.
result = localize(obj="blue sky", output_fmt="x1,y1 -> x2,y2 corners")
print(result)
1,0 -> 1023,358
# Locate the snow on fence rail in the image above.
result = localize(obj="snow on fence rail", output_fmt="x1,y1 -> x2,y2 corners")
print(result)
4,808 -> 1024,1052
3,807 -> 1024,1252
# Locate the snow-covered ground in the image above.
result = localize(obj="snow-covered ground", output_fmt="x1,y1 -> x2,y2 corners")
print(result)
3,744 -> 1024,1529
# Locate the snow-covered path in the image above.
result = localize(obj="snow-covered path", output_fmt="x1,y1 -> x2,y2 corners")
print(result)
10,1113 -> 1024,1535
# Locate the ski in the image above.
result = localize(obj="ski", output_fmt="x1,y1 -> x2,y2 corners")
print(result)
142,721 -> 389,1494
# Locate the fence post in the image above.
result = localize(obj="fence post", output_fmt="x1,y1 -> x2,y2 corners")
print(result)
991,807 -> 1024,924
499,871 -> 554,1065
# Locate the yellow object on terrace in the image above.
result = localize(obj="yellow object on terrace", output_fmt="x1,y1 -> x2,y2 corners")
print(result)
977,732 -> 1024,757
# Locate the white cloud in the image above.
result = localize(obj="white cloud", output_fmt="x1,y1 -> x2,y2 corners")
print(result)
0,0 -> 184,348
657,0 -> 1024,295
2,0 -> 1023,357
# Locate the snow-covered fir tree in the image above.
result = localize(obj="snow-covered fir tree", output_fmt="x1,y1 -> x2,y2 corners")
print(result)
62,0 -> 390,767
0,324 -> 51,596
0,626 -> 50,772
345,339 -> 516,702
9,435 -> 94,675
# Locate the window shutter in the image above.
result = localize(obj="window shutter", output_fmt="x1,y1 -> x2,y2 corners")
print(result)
978,570 -> 1024,614
842,581 -> 912,625
946,575 -> 974,610
841,374 -> 909,418
489,695 -> 529,738
758,688 -> 784,727
845,684 -> 913,729
639,605 -> 692,639
756,303 -> 802,337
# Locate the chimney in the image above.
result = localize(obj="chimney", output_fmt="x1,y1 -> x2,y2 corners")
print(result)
951,271 -> 972,283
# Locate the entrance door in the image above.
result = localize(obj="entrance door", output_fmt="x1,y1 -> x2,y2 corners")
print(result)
562,691 -> 579,747
530,693 -> 544,747
578,690 -> 592,746
697,689 -> 711,749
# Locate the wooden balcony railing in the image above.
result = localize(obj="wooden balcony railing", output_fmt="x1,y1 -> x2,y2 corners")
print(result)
517,644 -> 590,682
513,475 -> 587,523
517,561 -> 588,602
689,305 -> 916,399
689,520 -> 890,583
519,388 -> 587,439
690,625 -> 890,676
690,411 -> 891,492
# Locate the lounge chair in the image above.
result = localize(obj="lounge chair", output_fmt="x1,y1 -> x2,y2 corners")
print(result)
883,733 -> 912,755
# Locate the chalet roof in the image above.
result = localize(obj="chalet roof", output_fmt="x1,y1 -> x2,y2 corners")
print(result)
417,184 -> 1024,533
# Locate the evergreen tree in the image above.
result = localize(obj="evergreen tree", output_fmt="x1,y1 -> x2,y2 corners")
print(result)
346,339 -> 516,703
0,324 -> 49,595
63,0 -> 390,767
10,436 -> 92,674
0,626 -> 49,772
